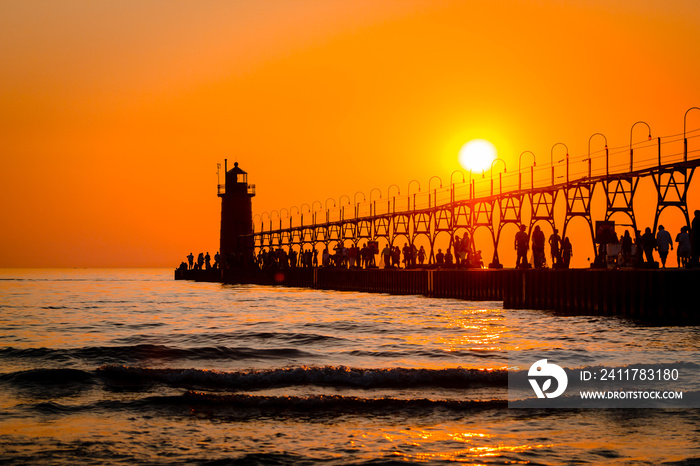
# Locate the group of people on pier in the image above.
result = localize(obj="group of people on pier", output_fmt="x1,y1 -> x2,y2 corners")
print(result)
515,225 -> 573,270
182,251 -> 220,271
594,210 -> 700,269
252,232 -> 488,271
609,224 -> 690,269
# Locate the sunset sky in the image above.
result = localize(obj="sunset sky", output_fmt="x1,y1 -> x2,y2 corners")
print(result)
2,0 -> 700,268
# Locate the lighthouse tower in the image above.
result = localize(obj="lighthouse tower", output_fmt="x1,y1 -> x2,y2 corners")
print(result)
218,161 -> 255,267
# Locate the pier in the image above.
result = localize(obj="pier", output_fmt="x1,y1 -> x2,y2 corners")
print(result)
177,108 -> 700,325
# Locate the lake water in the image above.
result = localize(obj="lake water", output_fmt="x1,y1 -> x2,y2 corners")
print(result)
0,268 -> 698,464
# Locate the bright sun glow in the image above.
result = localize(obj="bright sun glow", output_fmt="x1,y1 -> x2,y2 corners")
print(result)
458,139 -> 497,172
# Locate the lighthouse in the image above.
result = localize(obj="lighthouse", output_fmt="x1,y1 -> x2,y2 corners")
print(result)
218,161 -> 255,267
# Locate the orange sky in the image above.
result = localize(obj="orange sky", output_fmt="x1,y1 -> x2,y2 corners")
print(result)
2,0 -> 700,268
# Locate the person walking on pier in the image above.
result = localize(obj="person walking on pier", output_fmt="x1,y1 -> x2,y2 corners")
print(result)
515,224 -> 529,269
418,246 -> 426,266
436,248 -> 444,266
549,229 -> 561,268
532,225 -> 545,268
453,236 -> 461,267
641,227 -> 657,264
205,252 -> 211,270
381,244 -> 392,268
656,225 -> 673,268
460,233 -> 470,266
392,246 -> 400,268
561,237 -> 572,269
187,252 -> 194,270
676,226 -> 691,268
402,243 -> 411,268
621,230 -> 633,267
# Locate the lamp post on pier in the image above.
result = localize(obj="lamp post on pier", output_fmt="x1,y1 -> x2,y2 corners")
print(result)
407,180 -> 420,194
428,176 -> 442,208
490,158 -> 506,196
684,107 -> 700,162
388,184 -> 401,214
629,121 -> 651,173
518,151 -> 536,191
301,203 -> 311,226
339,195 -> 351,221
451,170 -> 465,204
311,201 -> 322,225
354,191 -> 366,218
587,133 -> 608,178
325,197 -> 336,223
261,212 -> 270,229
550,143 -> 569,186
280,208 -> 290,229
290,206 -> 300,229
407,180 -> 420,211
370,188 -> 382,217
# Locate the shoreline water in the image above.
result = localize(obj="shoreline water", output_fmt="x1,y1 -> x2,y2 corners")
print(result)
1,268 -> 699,464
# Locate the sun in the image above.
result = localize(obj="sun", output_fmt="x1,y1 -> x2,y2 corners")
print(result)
458,139 -> 497,172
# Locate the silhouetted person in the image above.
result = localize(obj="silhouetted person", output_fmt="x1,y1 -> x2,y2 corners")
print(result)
367,243 -> 377,268
641,227 -> 656,264
359,244 -> 368,268
532,225 -> 545,268
187,252 -> 194,270
402,243 -> 410,268
692,210 -> 700,267
561,237 -> 572,269
473,250 -> 483,268
381,244 -> 392,268
515,224 -> 529,269
634,230 -> 643,265
621,231 -> 632,266
445,250 -> 453,265
549,229 -> 561,268
436,249 -> 444,265
676,226 -> 691,268
392,246 -> 400,268
418,246 -> 426,265
205,252 -> 211,270
656,225 -> 673,268
214,251 -> 221,269
197,252 -> 204,270
350,244 -> 360,268
460,233 -> 470,266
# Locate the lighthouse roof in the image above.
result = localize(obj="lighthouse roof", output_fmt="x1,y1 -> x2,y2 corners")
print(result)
229,161 -> 247,175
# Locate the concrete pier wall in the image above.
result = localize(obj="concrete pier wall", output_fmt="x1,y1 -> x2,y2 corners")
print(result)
503,269 -> 696,323
176,267 -> 699,324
